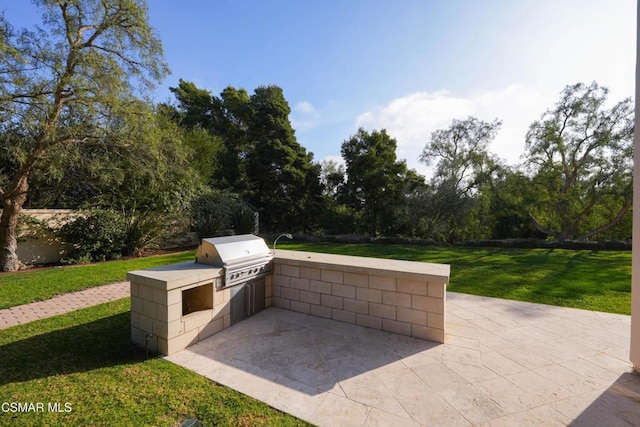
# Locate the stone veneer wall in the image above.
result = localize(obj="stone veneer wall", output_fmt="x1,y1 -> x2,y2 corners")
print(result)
270,250 -> 449,343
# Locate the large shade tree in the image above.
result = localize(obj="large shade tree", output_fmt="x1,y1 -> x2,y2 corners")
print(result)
167,81 -> 322,232
524,82 -> 634,240
420,117 -> 502,242
421,116 -> 502,195
168,80 -> 252,194
214,86 -> 253,193
0,0 -> 168,271
24,108 -> 206,211
246,85 -> 322,232
167,80 -> 232,188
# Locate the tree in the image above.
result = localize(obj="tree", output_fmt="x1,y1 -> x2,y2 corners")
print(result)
421,116 -> 502,195
319,159 -> 345,198
316,159 -> 354,234
168,79 -> 216,130
167,81 -> 252,193
523,82 -> 633,240
390,169 -> 432,238
166,81 -> 322,232
213,86 -> 253,193
245,85 -> 322,232
341,128 -> 408,236
485,169 -> 544,239
0,0 -> 168,271
24,108 -> 206,212
420,117 -> 502,242
15,104 -> 201,259
96,111 -> 203,213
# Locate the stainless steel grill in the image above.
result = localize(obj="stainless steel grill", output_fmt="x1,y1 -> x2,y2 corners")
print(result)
195,234 -> 273,287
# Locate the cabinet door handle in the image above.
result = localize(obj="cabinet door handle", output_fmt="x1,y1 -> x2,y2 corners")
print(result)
252,283 -> 256,313
245,284 -> 250,315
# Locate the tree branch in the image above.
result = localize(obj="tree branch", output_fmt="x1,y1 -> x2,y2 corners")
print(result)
577,198 -> 632,240
528,212 -> 558,238
10,90 -> 55,100
89,44 -> 143,69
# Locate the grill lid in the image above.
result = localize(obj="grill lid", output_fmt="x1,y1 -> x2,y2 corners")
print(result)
195,234 -> 271,266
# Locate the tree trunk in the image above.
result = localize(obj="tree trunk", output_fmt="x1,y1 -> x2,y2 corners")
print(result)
0,176 -> 29,271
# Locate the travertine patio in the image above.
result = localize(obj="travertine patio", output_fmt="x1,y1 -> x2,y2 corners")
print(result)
166,292 -> 640,426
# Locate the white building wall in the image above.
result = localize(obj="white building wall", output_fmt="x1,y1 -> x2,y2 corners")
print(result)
630,0 -> 640,371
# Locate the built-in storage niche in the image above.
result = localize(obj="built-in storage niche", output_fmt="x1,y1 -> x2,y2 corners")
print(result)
182,282 -> 213,316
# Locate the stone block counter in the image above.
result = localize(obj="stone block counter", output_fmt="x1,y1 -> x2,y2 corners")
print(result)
270,250 -> 450,343
127,262 -> 233,356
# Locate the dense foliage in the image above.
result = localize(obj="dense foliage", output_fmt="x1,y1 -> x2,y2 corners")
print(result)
340,128 -> 417,236
191,190 -> 256,238
17,78 -> 636,252
523,82 -> 633,240
59,211 -> 128,263
0,0 -> 169,270
1,1 -> 632,270
165,80 -> 323,233
331,83 -> 632,242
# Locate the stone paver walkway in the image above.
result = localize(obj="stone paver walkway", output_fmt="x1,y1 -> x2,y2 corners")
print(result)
0,281 -> 129,329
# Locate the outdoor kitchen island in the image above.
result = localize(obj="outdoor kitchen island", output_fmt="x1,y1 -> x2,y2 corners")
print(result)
129,241 -> 450,356
129,234 -> 274,356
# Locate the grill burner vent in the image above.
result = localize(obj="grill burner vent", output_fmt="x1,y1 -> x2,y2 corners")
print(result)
195,234 -> 273,287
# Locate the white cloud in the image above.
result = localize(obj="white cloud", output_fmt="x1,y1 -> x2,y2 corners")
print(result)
295,101 -> 316,114
355,84 -> 553,177
291,100 -> 320,131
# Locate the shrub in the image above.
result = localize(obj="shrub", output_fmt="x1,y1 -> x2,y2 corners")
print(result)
121,210 -> 167,256
59,211 -> 128,263
231,203 -> 257,234
191,190 -> 256,237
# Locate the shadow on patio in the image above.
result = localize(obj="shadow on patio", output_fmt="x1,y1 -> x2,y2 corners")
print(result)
169,306 -> 441,393
569,371 -> 640,426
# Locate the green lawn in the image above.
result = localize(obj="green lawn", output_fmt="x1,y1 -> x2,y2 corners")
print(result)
278,242 -> 632,315
0,298 -> 310,427
0,250 -> 195,309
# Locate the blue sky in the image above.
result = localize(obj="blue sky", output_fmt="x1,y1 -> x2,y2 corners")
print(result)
2,0 -> 636,177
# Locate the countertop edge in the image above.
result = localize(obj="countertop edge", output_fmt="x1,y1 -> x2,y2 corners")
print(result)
273,249 -> 450,282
